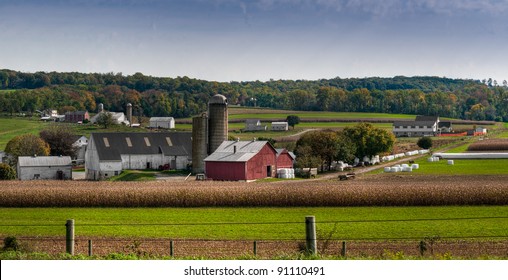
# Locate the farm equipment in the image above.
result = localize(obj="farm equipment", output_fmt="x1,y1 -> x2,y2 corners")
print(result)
339,173 -> 356,181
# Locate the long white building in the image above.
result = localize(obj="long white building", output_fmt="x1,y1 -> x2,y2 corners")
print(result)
85,132 -> 192,180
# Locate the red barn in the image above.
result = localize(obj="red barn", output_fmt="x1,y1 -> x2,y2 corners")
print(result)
204,140 -> 277,181
275,148 -> 295,169
65,111 -> 89,123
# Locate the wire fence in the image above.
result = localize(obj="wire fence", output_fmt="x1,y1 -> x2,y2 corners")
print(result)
2,216 -> 508,259
8,237 -> 508,259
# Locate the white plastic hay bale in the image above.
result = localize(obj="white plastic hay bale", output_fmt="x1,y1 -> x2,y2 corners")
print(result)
447,160 -> 454,165
394,164 -> 401,168
434,157 -> 440,161
391,167 -> 400,172
402,166 -> 413,172
411,164 -> 419,169
401,164 -> 409,168
384,167 -> 391,172
427,157 -> 434,162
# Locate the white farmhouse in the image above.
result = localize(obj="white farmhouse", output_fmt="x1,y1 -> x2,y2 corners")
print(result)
85,132 -> 192,180
72,135 -> 88,164
149,117 -> 175,129
17,156 -> 72,180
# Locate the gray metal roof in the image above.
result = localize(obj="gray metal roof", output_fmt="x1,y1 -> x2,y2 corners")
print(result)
149,117 -> 174,122
275,148 -> 296,160
18,156 -> 72,167
204,140 -> 271,162
91,132 -> 192,161
393,121 -> 437,127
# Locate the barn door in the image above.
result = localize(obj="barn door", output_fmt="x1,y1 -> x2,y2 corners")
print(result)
266,165 -> 272,177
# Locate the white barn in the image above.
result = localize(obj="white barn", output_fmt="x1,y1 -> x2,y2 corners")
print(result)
393,116 -> 440,137
90,112 -> 129,125
17,156 -> 72,180
85,132 -> 192,180
149,117 -> 175,129
271,122 -> 289,131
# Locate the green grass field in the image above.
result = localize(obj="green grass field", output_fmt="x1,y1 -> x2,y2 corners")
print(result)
0,117 -> 49,150
228,109 -> 416,120
391,158 -> 508,175
1,206 -> 507,240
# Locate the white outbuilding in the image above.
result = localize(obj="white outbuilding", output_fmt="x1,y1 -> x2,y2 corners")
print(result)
17,156 -> 72,180
271,122 -> 289,131
149,117 -> 175,129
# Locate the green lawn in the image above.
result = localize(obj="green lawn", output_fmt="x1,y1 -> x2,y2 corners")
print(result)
1,206 -> 507,240
398,158 -> 508,175
108,170 -> 157,181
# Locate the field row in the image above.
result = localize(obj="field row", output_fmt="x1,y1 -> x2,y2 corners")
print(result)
1,174 -> 508,208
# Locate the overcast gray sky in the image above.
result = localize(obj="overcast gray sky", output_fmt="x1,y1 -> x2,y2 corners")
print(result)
1,0 -> 507,82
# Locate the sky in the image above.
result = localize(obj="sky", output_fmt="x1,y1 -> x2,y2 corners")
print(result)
1,0 -> 508,82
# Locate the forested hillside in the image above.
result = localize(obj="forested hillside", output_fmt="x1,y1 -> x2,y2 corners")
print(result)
1,69 -> 507,121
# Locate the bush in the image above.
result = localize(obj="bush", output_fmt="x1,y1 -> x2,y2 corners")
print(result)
417,136 -> 433,149
3,236 -> 20,251
0,163 -> 16,180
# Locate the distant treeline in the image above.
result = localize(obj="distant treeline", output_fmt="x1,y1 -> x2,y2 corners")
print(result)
1,69 -> 507,121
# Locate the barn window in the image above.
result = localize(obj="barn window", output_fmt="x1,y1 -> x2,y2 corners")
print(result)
144,137 -> 151,147
166,137 -> 173,146
103,137 -> 110,147
126,137 -> 132,147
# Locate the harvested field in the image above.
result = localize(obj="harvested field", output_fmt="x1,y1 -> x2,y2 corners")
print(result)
1,175 -> 508,207
468,139 -> 508,151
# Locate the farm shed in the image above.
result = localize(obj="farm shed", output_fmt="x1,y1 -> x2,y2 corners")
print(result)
17,156 -> 72,180
65,111 -> 89,123
271,122 -> 289,131
275,148 -> 295,169
149,117 -> 175,129
204,140 -> 277,181
244,119 -> 267,131
85,132 -> 192,180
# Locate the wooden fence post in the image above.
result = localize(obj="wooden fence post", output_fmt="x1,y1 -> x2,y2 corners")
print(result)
253,241 -> 257,256
305,216 -> 317,256
65,219 -> 75,255
170,240 -> 174,257
341,241 -> 347,258
88,240 -> 93,257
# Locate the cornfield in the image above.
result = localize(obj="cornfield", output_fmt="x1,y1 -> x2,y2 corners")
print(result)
1,175 -> 508,207
468,139 -> 508,151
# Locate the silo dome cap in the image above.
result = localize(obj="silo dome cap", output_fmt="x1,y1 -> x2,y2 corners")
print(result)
209,94 -> 228,104
127,103 -> 132,106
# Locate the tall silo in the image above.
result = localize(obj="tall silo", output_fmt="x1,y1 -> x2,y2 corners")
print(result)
208,94 -> 228,154
192,113 -> 208,173
98,103 -> 104,113
126,103 -> 133,125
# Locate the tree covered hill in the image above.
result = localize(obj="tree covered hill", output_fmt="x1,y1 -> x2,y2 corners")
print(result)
1,69 -> 507,121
